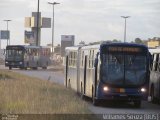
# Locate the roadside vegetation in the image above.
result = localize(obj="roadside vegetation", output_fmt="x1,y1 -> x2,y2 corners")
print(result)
0,70 -> 91,115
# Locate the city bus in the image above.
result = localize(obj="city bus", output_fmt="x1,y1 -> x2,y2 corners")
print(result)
149,48 -> 160,103
65,43 -> 150,107
5,45 -> 51,70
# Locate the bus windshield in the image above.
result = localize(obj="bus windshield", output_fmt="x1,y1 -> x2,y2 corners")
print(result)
101,53 -> 147,86
6,49 -> 24,61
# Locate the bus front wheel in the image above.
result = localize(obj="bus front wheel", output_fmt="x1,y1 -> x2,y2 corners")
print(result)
151,86 -> 155,103
80,84 -> 85,100
134,100 -> 141,108
24,67 -> 27,70
42,67 -> 47,69
9,66 -> 12,70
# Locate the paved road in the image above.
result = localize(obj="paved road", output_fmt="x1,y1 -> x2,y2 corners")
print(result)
14,69 -> 64,85
0,65 -> 63,85
0,65 -> 6,69
1,65 -> 160,116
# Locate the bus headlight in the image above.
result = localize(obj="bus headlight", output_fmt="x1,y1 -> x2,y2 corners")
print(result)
19,62 -> 23,64
103,86 -> 109,92
141,88 -> 146,93
5,61 -> 8,64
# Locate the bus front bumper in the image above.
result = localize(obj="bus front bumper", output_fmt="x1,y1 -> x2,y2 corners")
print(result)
5,61 -> 24,68
96,93 -> 142,102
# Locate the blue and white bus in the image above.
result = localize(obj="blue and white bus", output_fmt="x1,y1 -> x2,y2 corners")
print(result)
5,45 -> 51,70
65,43 -> 150,107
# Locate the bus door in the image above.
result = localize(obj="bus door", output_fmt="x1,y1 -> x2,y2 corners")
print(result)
94,53 -> 99,97
159,78 -> 160,98
83,55 -> 87,95
65,56 -> 68,87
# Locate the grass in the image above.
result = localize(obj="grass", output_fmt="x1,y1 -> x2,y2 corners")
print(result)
0,70 -> 91,115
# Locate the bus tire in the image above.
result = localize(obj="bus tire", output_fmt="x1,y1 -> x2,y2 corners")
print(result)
134,100 -> 141,108
68,79 -> 71,89
32,67 -> 38,70
92,87 -> 99,106
9,66 -> 12,70
20,67 -> 23,70
80,84 -> 85,100
151,86 -> 155,103
24,67 -> 27,70
42,67 -> 47,69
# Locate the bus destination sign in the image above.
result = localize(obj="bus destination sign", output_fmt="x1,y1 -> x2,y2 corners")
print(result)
108,47 -> 142,53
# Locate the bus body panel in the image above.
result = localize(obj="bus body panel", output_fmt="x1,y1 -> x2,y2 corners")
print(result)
80,45 -> 100,97
5,45 -> 51,69
96,81 -> 142,101
150,71 -> 160,98
65,43 -> 150,105
149,48 -> 160,101
65,47 -> 81,92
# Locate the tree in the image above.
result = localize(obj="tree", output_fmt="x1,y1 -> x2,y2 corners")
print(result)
79,41 -> 85,45
112,39 -> 121,42
89,41 -> 101,45
113,39 -> 118,42
135,38 -> 143,44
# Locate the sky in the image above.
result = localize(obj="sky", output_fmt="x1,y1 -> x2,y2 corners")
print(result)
0,0 -> 160,48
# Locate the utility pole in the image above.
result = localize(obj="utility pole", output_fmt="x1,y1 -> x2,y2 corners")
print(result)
36,0 -> 40,46
121,16 -> 130,42
48,1 -> 60,58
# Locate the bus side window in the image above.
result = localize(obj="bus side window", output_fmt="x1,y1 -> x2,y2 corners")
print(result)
47,49 -> 50,56
74,52 -> 76,66
158,54 -> 160,72
73,52 -> 75,67
92,50 -> 94,68
149,52 -> 153,71
71,52 -> 73,66
88,50 -> 91,68
152,54 -> 156,71
154,54 -> 159,71
28,49 -> 31,55
72,52 -> 74,66
81,51 -> 84,67
156,54 -> 159,71
94,52 -> 99,67
75,52 -> 77,67
69,52 -> 71,66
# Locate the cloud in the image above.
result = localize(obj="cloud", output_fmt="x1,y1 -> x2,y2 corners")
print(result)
0,0 -> 160,47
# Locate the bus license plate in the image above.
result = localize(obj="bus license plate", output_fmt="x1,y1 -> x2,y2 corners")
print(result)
120,94 -> 127,97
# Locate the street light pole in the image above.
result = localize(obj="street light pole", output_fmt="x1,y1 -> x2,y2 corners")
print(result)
121,16 -> 130,43
3,20 -> 11,46
48,2 -> 60,59
36,0 -> 40,46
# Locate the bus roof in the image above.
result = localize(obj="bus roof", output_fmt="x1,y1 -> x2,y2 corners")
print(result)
6,45 -> 49,49
65,46 -> 82,51
149,48 -> 160,54
6,45 -> 25,48
81,44 -> 100,50
101,42 -> 148,48
65,43 -> 148,53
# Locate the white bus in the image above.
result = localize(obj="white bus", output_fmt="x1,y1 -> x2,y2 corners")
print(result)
5,45 -> 51,70
149,48 -> 160,103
